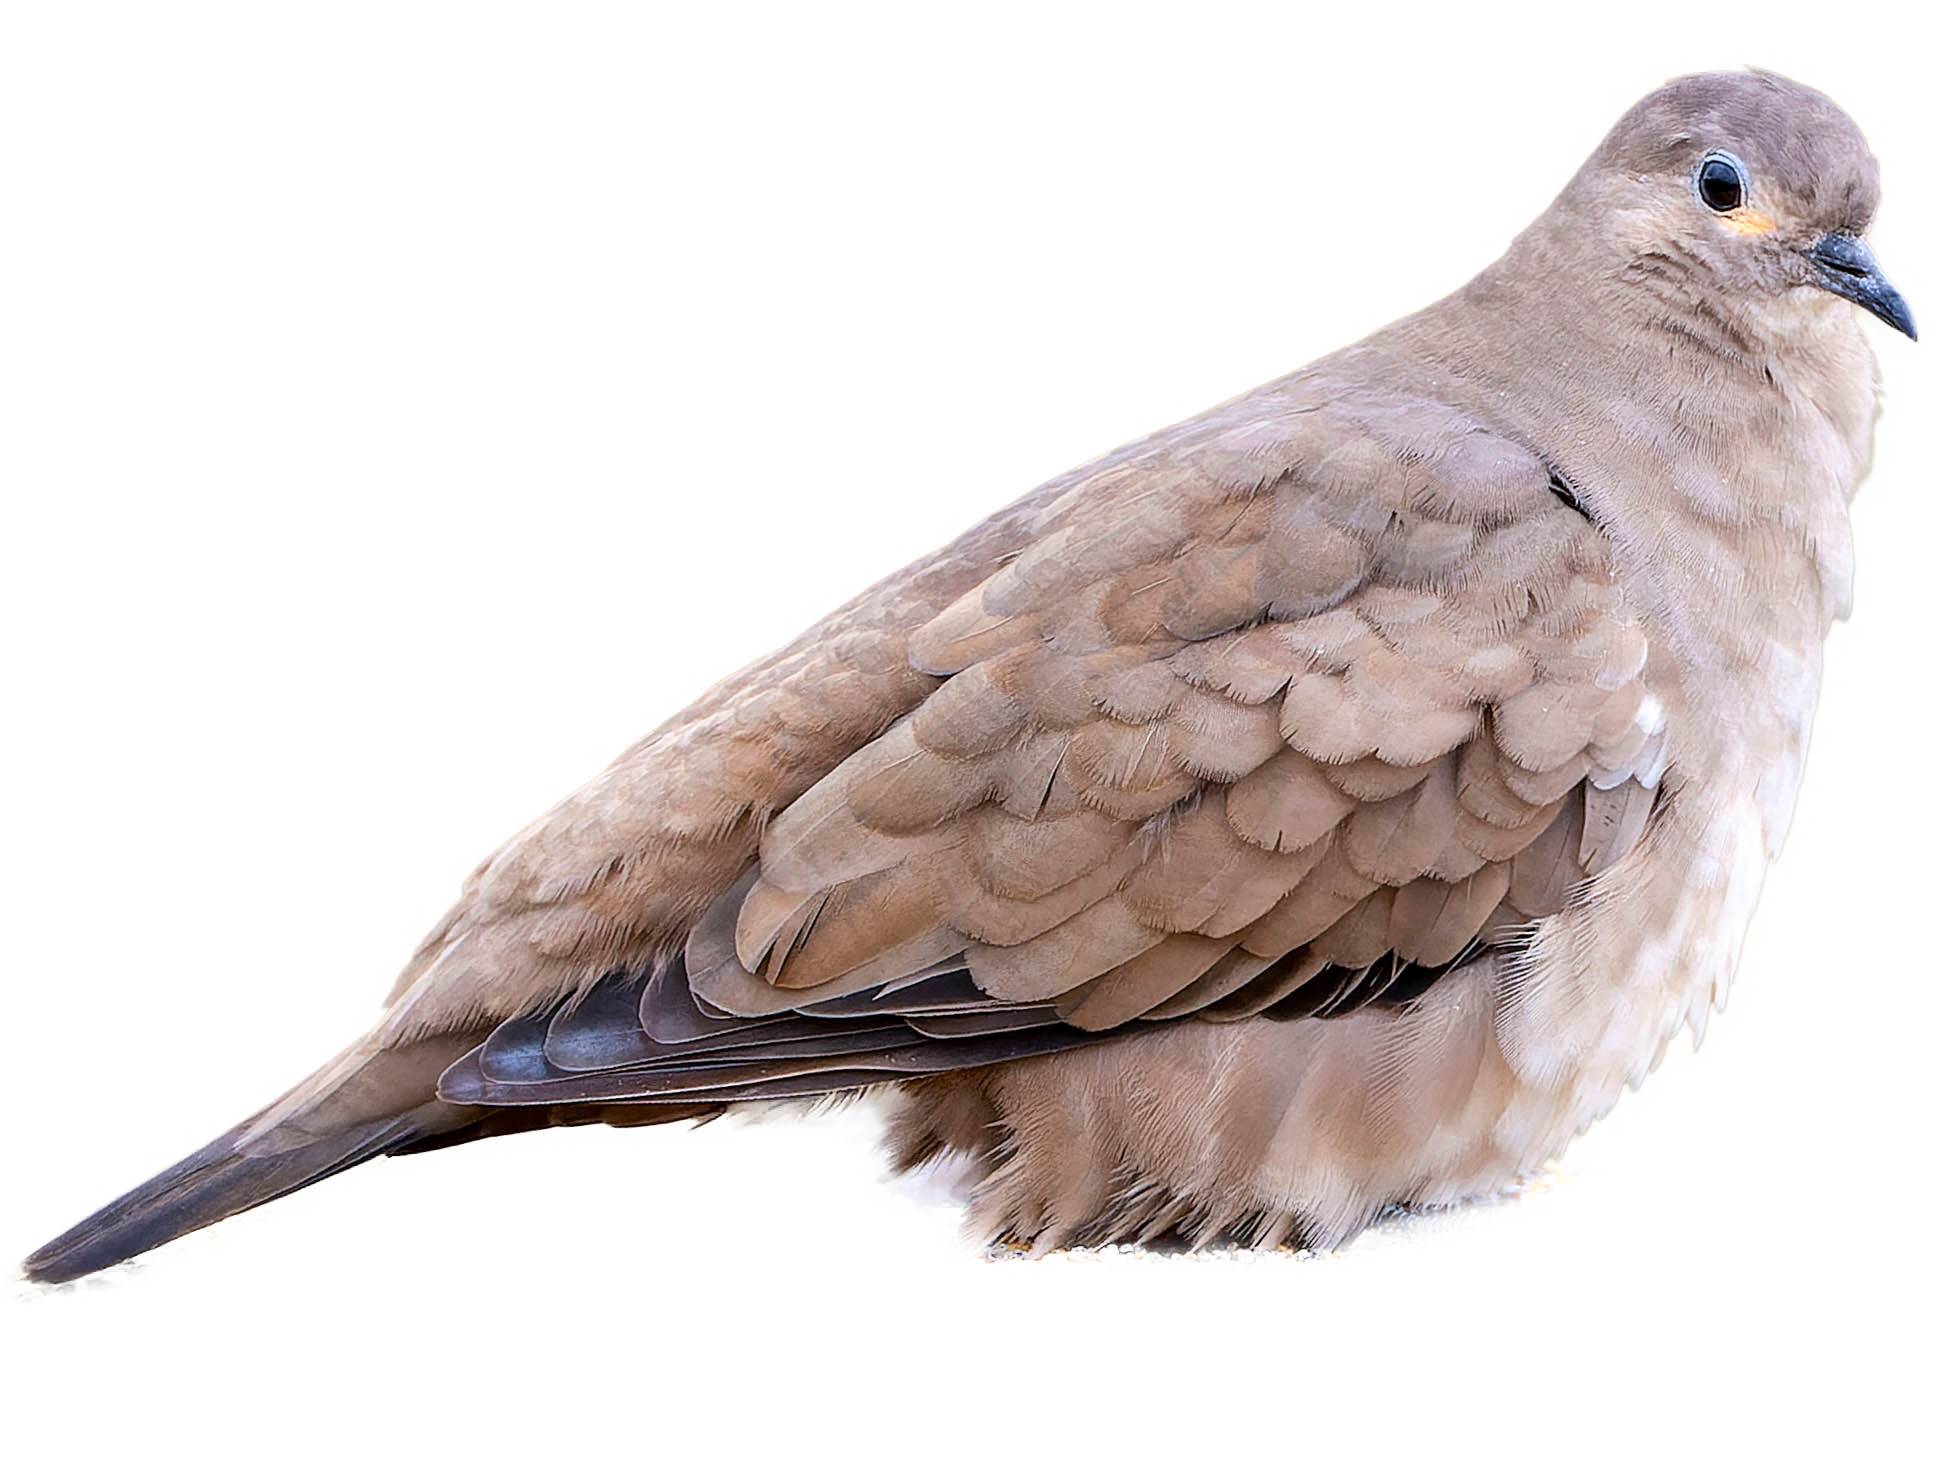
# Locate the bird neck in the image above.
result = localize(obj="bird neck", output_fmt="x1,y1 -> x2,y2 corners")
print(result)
1380,217 -> 1874,646
1341,219 -> 1874,821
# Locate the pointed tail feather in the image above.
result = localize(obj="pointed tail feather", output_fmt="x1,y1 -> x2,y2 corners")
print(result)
23,1033 -> 484,1284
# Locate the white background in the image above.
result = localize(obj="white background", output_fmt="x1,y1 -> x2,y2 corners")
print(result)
4,3 -> 1948,1460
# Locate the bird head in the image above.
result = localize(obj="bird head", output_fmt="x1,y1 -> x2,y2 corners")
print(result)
1574,70 -> 1915,341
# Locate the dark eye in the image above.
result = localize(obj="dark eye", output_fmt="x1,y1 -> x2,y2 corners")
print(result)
1696,154 -> 1745,212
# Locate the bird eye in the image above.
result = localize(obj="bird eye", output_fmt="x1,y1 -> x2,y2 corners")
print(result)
1696,154 -> 1745,213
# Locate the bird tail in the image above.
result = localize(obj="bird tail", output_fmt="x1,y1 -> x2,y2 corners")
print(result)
23,1032 -> 484,1285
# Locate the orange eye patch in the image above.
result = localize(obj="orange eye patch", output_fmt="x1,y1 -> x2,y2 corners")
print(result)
1720,207 -> 1778,236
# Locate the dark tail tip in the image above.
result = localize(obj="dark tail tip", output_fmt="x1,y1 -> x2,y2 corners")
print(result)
24,1112 -> 425,1285
24,1032 -> 498,1284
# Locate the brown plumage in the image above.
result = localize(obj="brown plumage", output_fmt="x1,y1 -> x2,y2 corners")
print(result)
25,69 -> 1913,1281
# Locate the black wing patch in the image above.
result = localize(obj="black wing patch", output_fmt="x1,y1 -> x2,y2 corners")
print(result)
1545,466 -> 1597,527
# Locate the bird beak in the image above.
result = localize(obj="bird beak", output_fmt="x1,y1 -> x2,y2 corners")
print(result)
1804,233 -> 1917,340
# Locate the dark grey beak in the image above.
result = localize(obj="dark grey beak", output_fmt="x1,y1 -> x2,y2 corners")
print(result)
1805,233 -> 1916,340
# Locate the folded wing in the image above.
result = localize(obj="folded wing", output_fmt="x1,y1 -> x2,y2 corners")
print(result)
439,387 -> 1668,1111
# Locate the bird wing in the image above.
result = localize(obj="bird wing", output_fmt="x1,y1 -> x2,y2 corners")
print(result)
430,375 -> 1668,1111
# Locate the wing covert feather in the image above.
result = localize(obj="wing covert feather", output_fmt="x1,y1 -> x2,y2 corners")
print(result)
711,390 -> 1664,1046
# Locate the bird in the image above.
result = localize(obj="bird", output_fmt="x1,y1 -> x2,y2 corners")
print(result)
26,69 -> 1915,1283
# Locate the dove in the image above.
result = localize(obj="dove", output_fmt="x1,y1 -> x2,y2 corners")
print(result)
26,69 -> 1914,1282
